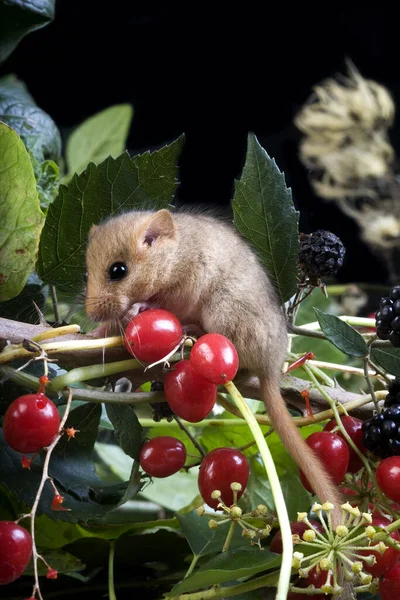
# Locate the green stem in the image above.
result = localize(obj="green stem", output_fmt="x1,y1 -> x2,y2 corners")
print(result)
108,541 -> 117,600
363,357 -> 379,411
224,381 -> 292,600
139,418 -> 251,428
307,362 -> 335,387
300,315 -> 375,331
222,521 -> 237,552
50,285 -> 60,323
49,359 -> 142,390
184,554 -> 199,578
302,364 -> 374,480
169,570 -> 280,600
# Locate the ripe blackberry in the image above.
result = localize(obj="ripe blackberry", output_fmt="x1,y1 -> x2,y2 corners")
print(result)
298,230 -> 346,284
375,286 -> 400,346
384,378 -> 400,408
363,405 -> 400,457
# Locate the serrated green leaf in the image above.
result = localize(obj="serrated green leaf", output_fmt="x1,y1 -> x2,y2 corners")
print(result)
314,308 -> 368,357
176,510 -> 248,558
37,136 -> 184,291
0,0 -> 55,64
0,123 -> 45,301
168,546 -> 281,596
198,413 -> 270,459
232,133 -> 299,302
65,104 -> 134,180
370,347 -> 400,376
105,403 -> 143,460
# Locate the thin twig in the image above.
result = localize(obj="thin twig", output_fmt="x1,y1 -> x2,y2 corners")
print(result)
22,387 -> 74,600
173,415 -> 205,457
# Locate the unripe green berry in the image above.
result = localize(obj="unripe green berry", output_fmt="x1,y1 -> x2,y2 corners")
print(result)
211,490 -> 221,500
230,506 -> 242,519
208,519 -> 219,529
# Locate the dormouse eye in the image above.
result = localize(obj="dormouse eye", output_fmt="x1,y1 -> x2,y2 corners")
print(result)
82,272 -> 88,284
109,262 -> 128,281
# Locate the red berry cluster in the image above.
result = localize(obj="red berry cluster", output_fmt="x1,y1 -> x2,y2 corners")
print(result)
125,310 -> 248,508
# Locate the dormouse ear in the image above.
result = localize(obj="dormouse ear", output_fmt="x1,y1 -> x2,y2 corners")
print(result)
143,209 -> 177,246
88,224 -> 98,238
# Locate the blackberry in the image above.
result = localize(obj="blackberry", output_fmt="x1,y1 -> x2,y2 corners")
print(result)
298,230 -> 346,284
375,286 -> 400,346
384,377 -> 400,408
363,404 -> 400,457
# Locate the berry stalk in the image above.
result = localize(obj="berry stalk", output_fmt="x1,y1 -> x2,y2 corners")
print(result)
224,381 -> 292,600
18,386 -> 73,600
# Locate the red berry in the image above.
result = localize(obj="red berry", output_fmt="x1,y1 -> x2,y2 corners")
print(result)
124,309 -> 183,363
306,566 -> 332,589
3,393 -> 60,453
377,456 -> 400,503
323,416 -> 366,473
190,333 -> 239,384
198,448 -> 249,509
270,520 -> 323,554
0,521 -> 32,585
164,360 -> 217,423
359,515 -> 400,577
299,432 -> 350,493
380,562 -> 400,600
139,436 -> 186,477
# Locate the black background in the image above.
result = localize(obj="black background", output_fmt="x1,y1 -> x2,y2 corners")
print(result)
1,3 -> 399,284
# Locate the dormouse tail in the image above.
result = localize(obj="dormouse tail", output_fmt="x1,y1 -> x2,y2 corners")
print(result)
260,377 -> 343,525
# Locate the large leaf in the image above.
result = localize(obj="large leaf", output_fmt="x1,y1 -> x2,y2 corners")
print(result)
0,123 -> 45,301
370,347 -> 400,377
232,133 -> 299,302
314,308 -> 368,357
105,403 -> 143,460
0,0 -> 55,64
65,104 -> 134,180
167,546 -> 281,596
0,75 -> 61,160
37,136 -> 184,291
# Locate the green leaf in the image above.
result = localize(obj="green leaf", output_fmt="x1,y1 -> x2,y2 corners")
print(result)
105,404 -> 143,460
314,308 -> 368,357
0,0 -> 55,64
198,412 -> 269,459
65,104 -> 134,179
25,134 -> 59,210
168,546 -> 281,596
0,123 -> 45,301
232,133 -> 299,303
370,347 -> 400,376
25,549 -> 84,576
177,510 -> 248,558
247,458 -> 312,520
114,461 -> 142,508
37,136 -> 184,291
0,76 -> 61,160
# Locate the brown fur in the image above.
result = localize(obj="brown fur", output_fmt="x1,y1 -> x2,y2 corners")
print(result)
85,209 -> 343,514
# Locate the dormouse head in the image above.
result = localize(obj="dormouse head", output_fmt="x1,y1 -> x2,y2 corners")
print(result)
84,209 -> 179,322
